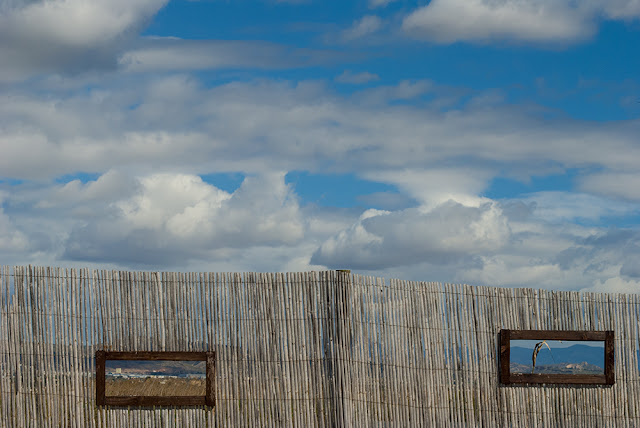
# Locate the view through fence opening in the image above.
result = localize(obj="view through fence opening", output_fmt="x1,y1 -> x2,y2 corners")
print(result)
1,265 -> 640,427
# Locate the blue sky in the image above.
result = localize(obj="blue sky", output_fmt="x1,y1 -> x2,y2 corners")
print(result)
0,0 -> 639,292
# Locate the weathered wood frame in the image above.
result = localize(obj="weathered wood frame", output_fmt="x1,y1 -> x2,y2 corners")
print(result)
500,329 -> 614,385
96,351 -> 216,406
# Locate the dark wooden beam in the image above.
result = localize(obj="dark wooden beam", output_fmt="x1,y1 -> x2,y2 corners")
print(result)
508,330 -> 608,341
95,350 -> 216,407
500,329 -> 511,385
499,329 -> 614,386
95,350 -> 106,406
103,351 -> 207,361
605,331 -> 615,385
104,396 -> 206,406
205,351 -> 216,407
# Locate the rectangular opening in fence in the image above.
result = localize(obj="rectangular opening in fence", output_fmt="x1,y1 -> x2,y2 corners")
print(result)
96,351 -> 215,406
500,330 -> 614,385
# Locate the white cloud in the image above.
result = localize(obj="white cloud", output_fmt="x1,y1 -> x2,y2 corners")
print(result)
515,191 -> 640,222
364,168 -> 493,208
595,0 -> 640,19
335,70 -> 380,84
1,0 -> 166,46
579,172 -> 640,201
36,170 -> 140,209
3,167 -> 640,292
310,209 -> 388,269
0,198 -> 28,252
581,277 -> 640,294
0,0 -> 168,80
356,191 -> 415,210
2,78 -> 640,186
0,170 -> 355,270
119,38 -> 338,73
2,75 -> 640,290
351,79 -> 433,104
402,0 -> 640,45
60,172 -> 305,265
341,15 -> 383,41
310,187 -> 640,290
312,201 -> 511,269
369,0 -> 398,8
458,256 -> 566,288
1,0 -> 639,295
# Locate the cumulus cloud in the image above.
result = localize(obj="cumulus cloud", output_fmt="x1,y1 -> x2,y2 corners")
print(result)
2,78 -> 640,186
341,15 -> 383,41
310,186 -> 640,292
3,167 -> 640,292
595,0 -> 640,19
402,0 -> 640,45
2,73 -> 640,291
451,195 -> 640,290
0,170 -> 356,270
0,198 -> 28,252
0,0 -> 344,80
365,168 -> 493,208
61,172 -> 304,266
311,201 -> 511,269
36,170 -> 140,210
581,277 -> 640,294
458,256 -> 566,288
4,0 -> 166,45
0,0 -> 168,80
1,0 -> 639,296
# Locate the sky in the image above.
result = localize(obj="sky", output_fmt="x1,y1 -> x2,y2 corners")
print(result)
0,0 -> 639,293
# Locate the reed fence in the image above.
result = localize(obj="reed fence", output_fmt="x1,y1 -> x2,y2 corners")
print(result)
1,265 -> 640,427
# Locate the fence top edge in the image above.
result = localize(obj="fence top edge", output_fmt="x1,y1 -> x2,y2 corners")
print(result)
3,265 -> 640,299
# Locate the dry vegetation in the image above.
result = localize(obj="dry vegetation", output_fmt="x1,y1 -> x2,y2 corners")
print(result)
105,377 -> 205,397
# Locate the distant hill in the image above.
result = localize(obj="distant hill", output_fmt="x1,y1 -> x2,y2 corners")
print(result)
510,344 -> 604,366
105,360 -> 205,376
510,344 -> 604,374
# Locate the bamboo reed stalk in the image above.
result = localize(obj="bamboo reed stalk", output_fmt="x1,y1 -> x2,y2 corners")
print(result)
2,266 -> 640,426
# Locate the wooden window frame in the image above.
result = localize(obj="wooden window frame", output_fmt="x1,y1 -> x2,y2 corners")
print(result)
96,351 -> 215,407
500,329 -> 614,385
